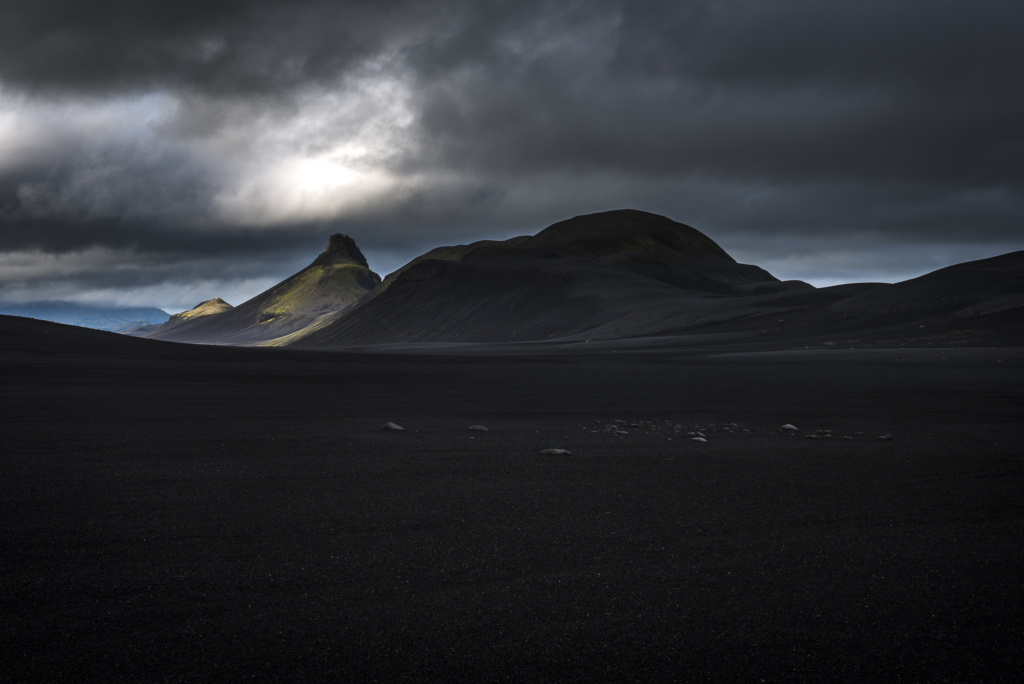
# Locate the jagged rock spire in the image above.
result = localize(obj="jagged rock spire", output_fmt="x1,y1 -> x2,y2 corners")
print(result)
313,233 -> 370,269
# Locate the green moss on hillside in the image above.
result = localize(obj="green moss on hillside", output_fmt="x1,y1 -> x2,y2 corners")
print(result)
169,298 -> 233,323
257,263 -> 379,320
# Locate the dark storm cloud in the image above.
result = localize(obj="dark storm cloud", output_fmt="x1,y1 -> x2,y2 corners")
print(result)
403,0 -> 1024,180
0,0 -> 1022,303
0,0 -> 446,95
395,0 -> 1024,252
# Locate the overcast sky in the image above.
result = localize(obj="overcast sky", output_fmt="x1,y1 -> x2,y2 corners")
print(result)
1,0 -> 1022,312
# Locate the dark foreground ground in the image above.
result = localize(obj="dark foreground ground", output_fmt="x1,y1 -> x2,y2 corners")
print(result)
2,320 -> 1023,682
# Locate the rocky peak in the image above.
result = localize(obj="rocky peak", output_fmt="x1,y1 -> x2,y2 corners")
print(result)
313,233 -> 370,269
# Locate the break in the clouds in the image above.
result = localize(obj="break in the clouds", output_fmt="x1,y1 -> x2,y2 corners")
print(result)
1,0 -> 1022,311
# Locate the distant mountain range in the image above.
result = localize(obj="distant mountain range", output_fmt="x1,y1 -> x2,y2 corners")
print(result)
0,301 -> 170,332
14,209 -> 1022,349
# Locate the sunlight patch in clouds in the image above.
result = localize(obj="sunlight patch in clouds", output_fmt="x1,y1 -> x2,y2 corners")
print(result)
2,72 -> 417,229
209,77 -> 416,225
214,153 -> 397,226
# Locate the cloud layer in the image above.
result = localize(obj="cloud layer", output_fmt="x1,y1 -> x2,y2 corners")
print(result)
1,0 -> 1022,310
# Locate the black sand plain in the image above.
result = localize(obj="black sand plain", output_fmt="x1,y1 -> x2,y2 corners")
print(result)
2,318 -> 1023,682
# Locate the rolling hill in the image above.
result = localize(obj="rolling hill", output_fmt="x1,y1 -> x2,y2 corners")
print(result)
759,250 -> 1024,347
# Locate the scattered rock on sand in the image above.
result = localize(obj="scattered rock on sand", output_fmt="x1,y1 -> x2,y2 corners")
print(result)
877,435 -> 893,440
804,434 -> 819,439
540,448 -> 572,455
382,422 -> 404,431
691,437 -> 706,442
781,424 -> 798,431
468,425 -> 488,431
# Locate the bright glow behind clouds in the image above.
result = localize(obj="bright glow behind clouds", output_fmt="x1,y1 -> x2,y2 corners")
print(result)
215,151 -> 398,227
209,75 -> 417,226
2,71 -> 417,228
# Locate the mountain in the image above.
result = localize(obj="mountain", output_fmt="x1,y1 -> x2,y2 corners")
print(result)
0,301 -> 170,331
146,234 -> 381,345
121,298 -> 234,337
294,209 -> 827,346
753,250 -> 1024,347
6,212 -> 1021,350
293,210 -> 1024,348
112,320 -> 158,333
169,297 -> 234,323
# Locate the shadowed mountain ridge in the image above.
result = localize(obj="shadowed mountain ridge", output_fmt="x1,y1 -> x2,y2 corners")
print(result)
372,210 -> 775,300
296,210 -> 804,346
294,211 -> 1024,348
759,250 -> 1024,344
117,210 -> 1024,349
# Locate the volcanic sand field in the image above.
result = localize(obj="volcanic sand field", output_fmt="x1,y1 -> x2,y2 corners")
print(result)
2,320 -> 1023,682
